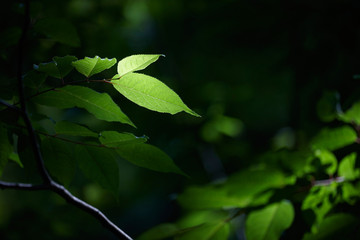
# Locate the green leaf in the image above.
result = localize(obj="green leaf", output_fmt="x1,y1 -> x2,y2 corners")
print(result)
33,85 -> 134,127
314,149 -> 338,175
23,70 -> 47,89
99,131 -> 147,147
338,152 -> 360,181
34,17 -> 80,47
75,145 -> 119,194
338,101 -> 360,125
115,143 -> 186,175
117,54 -> 163,77
342,182 -> 360,205
41,137 -> 76,186
72,56 -> 116,77
137,224 -> 179,240
311,126 -> 357,151
55,121 -> 98,137
245,200 -> 294,240
303,214 -> 358,240
175,222 -> 230,240
34,56 -> 78,79
0,124 -> 12,176
112,73 -> 200,117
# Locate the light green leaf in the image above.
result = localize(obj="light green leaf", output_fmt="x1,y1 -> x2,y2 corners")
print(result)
314,149 -> 338,175
303,214 -> 358,240
112,73 -> 200,117
72,56 -> 116,77
338,101 -> 360,125
342,182 -> 360,205
34,18 -> 80,47
33,85 -> 134,127
245,200 -> 294,240
41,137 -> 76,186
75,145 -> 119,194
55,121 -> 98,137
116,143 -> 186,176
99,131 -> 147,147
34,56 -> 78,79
117,54 -> 163,77
311,126 -> 357,151
338,153 -> 360,181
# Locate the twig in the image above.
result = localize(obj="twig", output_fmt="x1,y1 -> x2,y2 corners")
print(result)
0,181 -> 47,190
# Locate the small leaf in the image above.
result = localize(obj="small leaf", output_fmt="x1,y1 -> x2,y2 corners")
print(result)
55,121 -> 98,137
112,73 -> 200,117
41,137 -> 76,186
34,56 -> 78,79
116,143 -> 186,176
338,152 -> 360,181
314,149 -> 338,175
245,200 -> 295,240
342,182 -> 360,205
311,126 -> 357,151
34,17 -> 80,47
99,131 -> 147,147
75,145 -> 119,194
33,85 -> 134,127
338,101 -> 360,125
117,54 -> 164,77
72,56 -> 116,77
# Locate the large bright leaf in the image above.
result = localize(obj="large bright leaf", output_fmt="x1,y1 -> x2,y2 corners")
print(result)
245,200 -> 294,240
55,121 -> 98,137
75,145 -> 119,194
311,126 -> 357,151
34,18 -> 80,47
338,152 -> 360,181
115,143 -> 186,176
117,54 -> 163,77
34,56 -> 78,79
99,131 -> 147,147
72,56 -> 116,77
338,101 -> 360,125
112,73 -> 200,117
33,85 -> 134,127
41,137 -> 76,186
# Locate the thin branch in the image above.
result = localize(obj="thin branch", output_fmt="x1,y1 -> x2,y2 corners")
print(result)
0,181 -> 47,191
313,176 -> 345,187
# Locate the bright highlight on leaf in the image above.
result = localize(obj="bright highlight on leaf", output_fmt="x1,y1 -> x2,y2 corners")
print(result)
72,56 -> 116,77
112,73 -> 200,117
117,54 -> 164,77
33,85 -> 134,127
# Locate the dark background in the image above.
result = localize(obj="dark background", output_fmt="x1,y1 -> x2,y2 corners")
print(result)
1,0 -> 360,239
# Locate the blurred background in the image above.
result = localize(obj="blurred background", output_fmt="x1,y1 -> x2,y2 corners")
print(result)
1,0 -> 360,239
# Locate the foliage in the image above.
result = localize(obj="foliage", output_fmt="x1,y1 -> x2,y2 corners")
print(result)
1,1 -> 360,240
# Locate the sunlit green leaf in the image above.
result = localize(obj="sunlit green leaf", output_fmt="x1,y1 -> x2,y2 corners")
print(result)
314,149 -> 338,175
338,152 -> 360,181
112,73 -> 200,117
55,121 -> 98,137
303,214 -> 358,240
245,200 -> 294,240
41,137 -> 76,186
116,143 -> 186,176
117,54 -> 163,77
34,17 -> 80,47
342,182 -> 360,205
75,145 -> 119,194
33,85 -> 134,127
34,56 -> 78,79
72,56 -> 116,77
99,131 -> 147,147
311,126 -> 357,151
338,101 -> 360,125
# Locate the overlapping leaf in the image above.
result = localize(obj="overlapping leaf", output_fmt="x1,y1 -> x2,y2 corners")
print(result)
34,56 -> 78,79
99,131 -> 147,147
55,121 -> 98,137
117,54 -> 163,77
72,56 -> 116,77
311,126 -> 357,151
112,73 -> 200,117
33,85 -> 134,127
